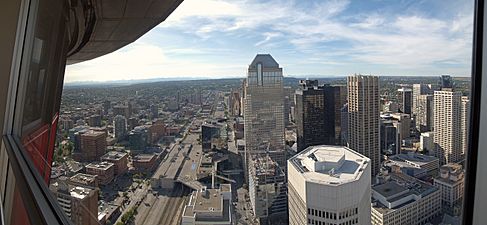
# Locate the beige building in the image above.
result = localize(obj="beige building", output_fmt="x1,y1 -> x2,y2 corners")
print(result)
434,163 -> 465,216
347,75 -> 380,176
288,145 -> 371,225
181,184 -> 232,225
85,161 -> 115,185
371,173 -> 441,225
416,94 -> 434,132
50,179 -> 98,225
434,90 -> 463,165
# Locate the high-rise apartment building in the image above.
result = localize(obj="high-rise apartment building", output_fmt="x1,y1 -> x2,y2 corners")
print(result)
50,179 -> 99,225
412,84 -> 432,116
113,115 -> 127,140
416,94 -> 434,132
347,75 -> 381,176
288,145 -> 371,225
397,88 -> 413,115
295,80 -> 336,152
434,163 -> 465,216
434,90 -> 463,165
244,54 -> 286,168
72,131 -> 107,162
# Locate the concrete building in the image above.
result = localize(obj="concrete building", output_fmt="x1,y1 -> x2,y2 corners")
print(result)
412,84 -> 432,117
398,88 -> 413,115
434,90 -> 463,164
85,162 -> 115,185
295,80 -> 336,152
390,113 -> 411,143
72,131 -> 107,162
371,173 -> 442,225
181,184 -> 232,225
416,95 -> 434,132
68,173 -> 98,188
100,151 -> 128,176
50,180 -> 98,225
288,145 -> 371,225
132,153 -> 158,172
113,115 -> 127,140
248,155 -> 287,224
384,152 -> 439,179
434,163 -> 465,216
347,75 -> 380,176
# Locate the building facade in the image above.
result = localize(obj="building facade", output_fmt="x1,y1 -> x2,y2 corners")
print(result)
371,173 -> 442,225
288,145 -> 371,225
434,90 -> 463,165
416,95 -> 434,132
73,131 -> 107,162
295,80 -> 336,152
434,163 -> 465,216
347,75 -> 381,176
85,162 -> 115,185
244,54 -> 286,171
50,180 -> 98,225
113,115 -> 127,140
397,88 -> 413,115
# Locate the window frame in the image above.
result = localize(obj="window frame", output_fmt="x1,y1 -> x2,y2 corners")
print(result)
1,0 -> 73,224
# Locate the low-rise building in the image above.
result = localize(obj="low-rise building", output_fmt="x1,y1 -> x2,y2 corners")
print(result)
69,173 -> 98,188
132,153 -> 158,172
181,184 -> 232,225
434,163 -> 465,216
100,151 -> 128,176
371,173 -> 441,225
85,162 -> 115,185
384,152 -> 439,178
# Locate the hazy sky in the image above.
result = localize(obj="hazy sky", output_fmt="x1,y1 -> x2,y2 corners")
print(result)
65,0 -> 474,83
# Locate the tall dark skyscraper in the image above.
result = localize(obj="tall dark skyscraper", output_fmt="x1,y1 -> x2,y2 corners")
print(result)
294,80 -> 336,152
398,87 -> 413,115
441,75 -> 453,89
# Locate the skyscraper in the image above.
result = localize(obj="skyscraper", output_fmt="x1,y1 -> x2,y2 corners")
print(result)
416,94 -> 434,132
434,90 -> 463,165
397,88 -> 413,115
244,54 -> 286,168
347,75 -> 381,176
412,84 -> 432,116
295,80 -> 336,152
441,75 -> 453,89
288,145 -> 371,225
244,54 -> 287,223
113,115 -> 127,140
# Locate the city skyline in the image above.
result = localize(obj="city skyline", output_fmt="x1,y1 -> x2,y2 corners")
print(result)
64,0 -> 474,83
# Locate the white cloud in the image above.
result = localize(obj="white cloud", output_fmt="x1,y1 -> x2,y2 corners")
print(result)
66,0 -> 475,82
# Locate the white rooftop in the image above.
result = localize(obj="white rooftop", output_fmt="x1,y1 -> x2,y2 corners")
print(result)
289,145 -> 369,185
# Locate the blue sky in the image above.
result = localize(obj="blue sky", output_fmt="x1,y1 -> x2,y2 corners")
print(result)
65,0 -> 474,82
